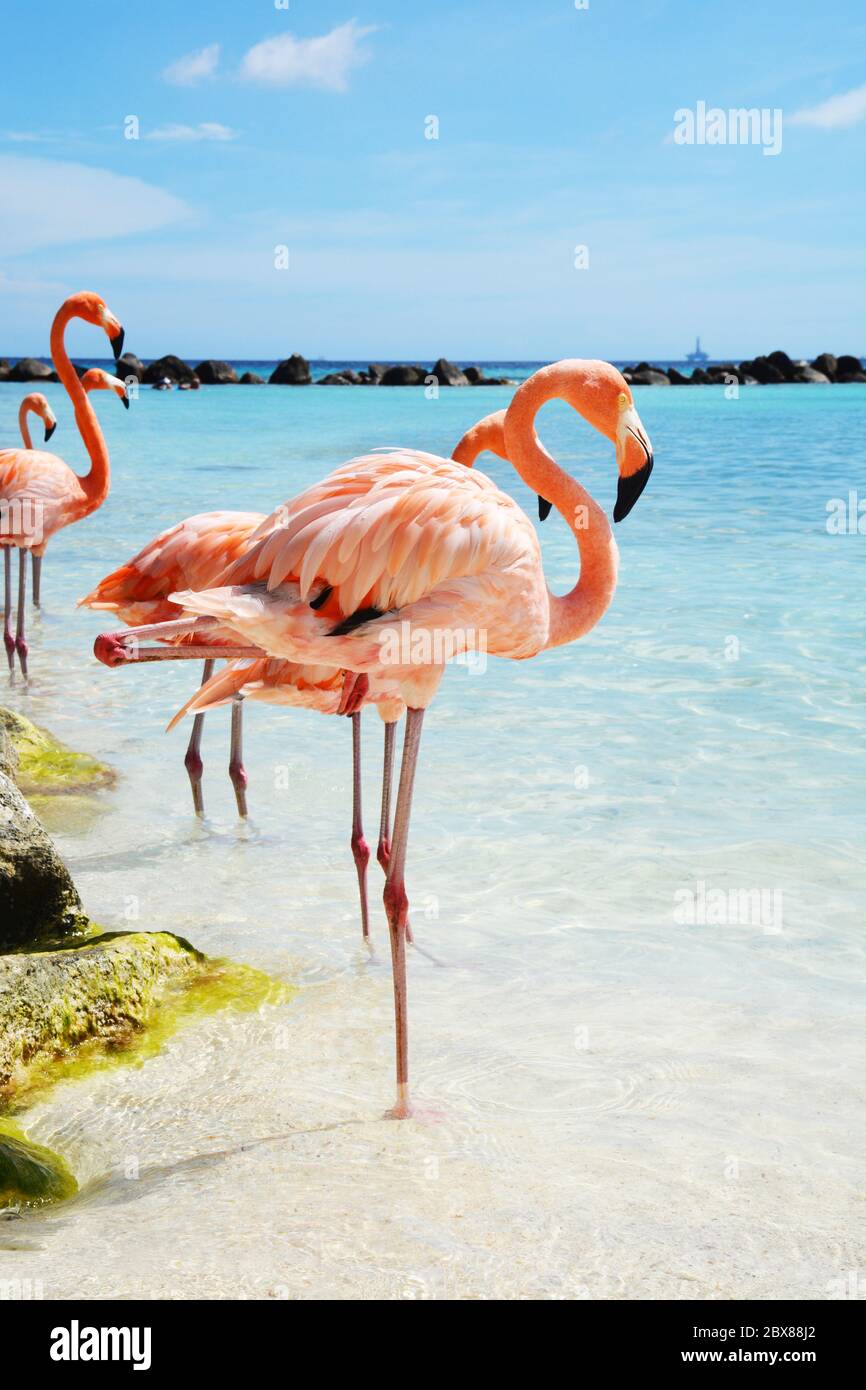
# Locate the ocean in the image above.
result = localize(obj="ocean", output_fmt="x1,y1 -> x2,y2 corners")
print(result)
1,373 -> 864,1299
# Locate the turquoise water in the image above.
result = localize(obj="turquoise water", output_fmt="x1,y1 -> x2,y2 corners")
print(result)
1,378 -> 864,1299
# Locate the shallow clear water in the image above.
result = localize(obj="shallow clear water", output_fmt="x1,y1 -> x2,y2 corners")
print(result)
1,379 -> 864,1300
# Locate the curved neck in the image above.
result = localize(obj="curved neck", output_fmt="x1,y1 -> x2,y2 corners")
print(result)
50,303 -> 110,510
18,401 -> 34,451
451,412 -> 507,468
503,363 -> 619,650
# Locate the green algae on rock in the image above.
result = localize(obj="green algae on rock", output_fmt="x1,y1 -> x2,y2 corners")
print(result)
0,707 -> 114,797
0,931 -> 292,1101
0,1117 -> 78,1210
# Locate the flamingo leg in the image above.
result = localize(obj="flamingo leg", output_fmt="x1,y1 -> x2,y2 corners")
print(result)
32,554 -> 42,608
383,706 -> 425,1119
229,693 -> 248,818
15,549 -> 28,678
3,549 -> 14,672
351,711 -> 371,945
377,720 -> 414,944
184,658 -> 214,817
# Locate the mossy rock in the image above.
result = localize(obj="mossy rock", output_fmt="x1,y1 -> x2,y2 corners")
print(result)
0,929 -> 291,1100
0,707 -> 114,797
0,1117 -> 77,1210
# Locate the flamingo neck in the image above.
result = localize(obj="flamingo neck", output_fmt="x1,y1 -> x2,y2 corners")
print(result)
451,412 -> 507,468
50,302 -> 110,512
18,401 -> 34,451
503,362 -> 619,650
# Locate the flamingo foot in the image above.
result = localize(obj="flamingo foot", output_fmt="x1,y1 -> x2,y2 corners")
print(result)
4,630 -> 14,673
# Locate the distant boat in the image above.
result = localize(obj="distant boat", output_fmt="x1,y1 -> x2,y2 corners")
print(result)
686,336 -> 709,364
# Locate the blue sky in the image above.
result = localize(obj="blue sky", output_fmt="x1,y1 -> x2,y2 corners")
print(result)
1,0 -> 864,360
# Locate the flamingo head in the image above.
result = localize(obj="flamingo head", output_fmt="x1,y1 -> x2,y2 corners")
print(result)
22,393 -> 57,442
65,291 -> 126,360
81,368 -> 130,409
451,411 -> 508,468
561,362 -> 653,522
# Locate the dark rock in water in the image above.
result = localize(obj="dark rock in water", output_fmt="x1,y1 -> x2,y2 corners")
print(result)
432,358 -> 469,386
152,379 -> 173,390
143,354 -> 195,385
194,359 -> 238,385
115,352 -> 144,383
0,766 -> 86,950
365,363 -> 387,383
811,353 -> 837,379
239,371 -> 265,384
708,364 -> 744,385
767,350 -> 797,380
0,1120 -> 77,1208
667,367 -> 691,384
740,356 -> 785,384
9,358 -> 57,383
269,354 -> 311,385
0,360 -> 11,382
690,368 -> 712,384
834,353 -> 866,382
380,364 -> 427,386
464,365 -> 487,384
627,368 -> 671,386
319,369 -> 363,385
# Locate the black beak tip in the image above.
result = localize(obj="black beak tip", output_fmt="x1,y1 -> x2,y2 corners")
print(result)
121,394 -> 130,410
110,326 -> 125,361
613,457 -> 653,523
44,421 -> 57,442
538,495 -> 553,522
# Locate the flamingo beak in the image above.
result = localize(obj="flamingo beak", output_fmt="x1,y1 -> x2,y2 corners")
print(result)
110,326 -> 125,361
538,496 -> 553,522
120,391 -> 130,410
613,455 -> 653,522
44,421 -> 57,442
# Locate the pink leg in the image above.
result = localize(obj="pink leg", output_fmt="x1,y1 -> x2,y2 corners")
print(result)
383,706 -> 425,1119
377,721 -> 414,944
184,658 -> 214,817
351,711 -> 371,944
32,553 -> 42,608
229,693 -> 248,818
3,549 -> 14,672
15,549 -> 28,678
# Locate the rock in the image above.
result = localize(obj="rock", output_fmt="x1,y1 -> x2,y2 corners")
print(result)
432,358 -> 470,387
0,1118 -> 77,1209
708,364 -> 744,385
0,360 -> 11,382
269,354 -> 311,385
811,353 -> 837,379
0,768 -> 87,951
152,379 -> 173,390
8,358 -> 57,383
667,367 -> 691,384
115,352 -> 144,383
318,370 -> 363,385
793,364 -> 831,384
627,368 -> 671,386
740,356 -> 785,384
380,364 -> 427,386
690,368 -> 712,384
142,354 -> 195,385
239,371 -> 265,384
194,359 -> 239,385
364,363 -> 386,382
464,366 -> 487,384
0,707 -> 113,799
0,931 -> 203,1094
834,354 -> 866,382
767,350 -> 798,381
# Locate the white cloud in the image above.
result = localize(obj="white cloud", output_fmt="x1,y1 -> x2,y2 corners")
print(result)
239,20 -> 376,92
146,122 -> 237,142
789,83 -> 866,129
0,155 -> 189,256
163,43 -> 220,87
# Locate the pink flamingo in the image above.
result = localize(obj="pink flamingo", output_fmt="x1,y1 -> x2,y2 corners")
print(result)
80,510 -> 269,816
0,293 -> 126,676
95,361 -> 653,1116
3,394 -> 56,641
